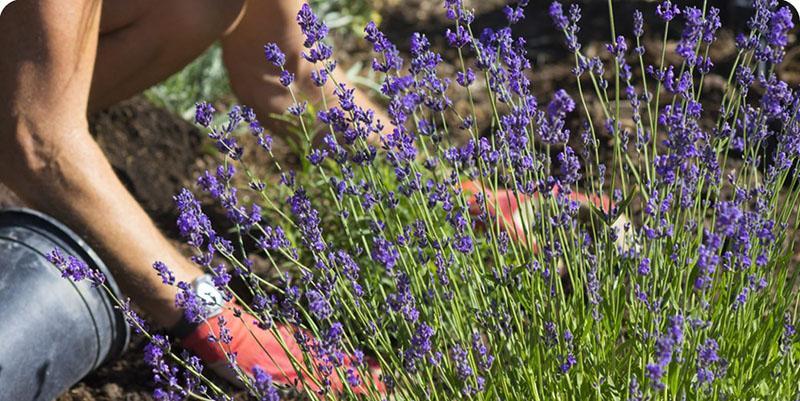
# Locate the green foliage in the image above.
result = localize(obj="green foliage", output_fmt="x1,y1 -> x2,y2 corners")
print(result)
144,44 -> 231,120
308,0 -> 380,34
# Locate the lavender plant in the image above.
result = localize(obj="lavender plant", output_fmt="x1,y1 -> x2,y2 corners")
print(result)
51,0 -> 800,400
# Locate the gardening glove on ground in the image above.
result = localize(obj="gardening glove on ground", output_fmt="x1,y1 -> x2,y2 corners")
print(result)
175,291 -> 383,396
461,180 -> 617,250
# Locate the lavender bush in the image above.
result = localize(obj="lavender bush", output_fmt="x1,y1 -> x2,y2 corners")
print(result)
50,0 -> 800,399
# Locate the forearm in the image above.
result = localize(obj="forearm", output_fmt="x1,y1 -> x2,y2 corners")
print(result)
4,119 -> 200,327
0,0 -> 199,328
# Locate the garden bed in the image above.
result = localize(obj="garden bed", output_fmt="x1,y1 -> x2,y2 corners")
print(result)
1,0 -> 790,399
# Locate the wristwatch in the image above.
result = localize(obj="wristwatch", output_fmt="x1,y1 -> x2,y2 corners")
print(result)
169,274 -> 226,339
193,273 -> 226,317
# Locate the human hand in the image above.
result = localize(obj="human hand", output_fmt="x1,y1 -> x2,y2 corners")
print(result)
461,180 -> 625,252
180,301 -> 384,397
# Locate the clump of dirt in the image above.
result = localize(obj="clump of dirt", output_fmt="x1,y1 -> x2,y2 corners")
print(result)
57,337 -> 154,401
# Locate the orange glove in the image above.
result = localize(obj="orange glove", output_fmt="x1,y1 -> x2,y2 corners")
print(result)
180,302 -> 384,396
461,180 -> 613,251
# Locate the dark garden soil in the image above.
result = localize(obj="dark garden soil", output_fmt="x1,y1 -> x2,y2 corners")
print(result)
0,1 -> 795,400
89,97 -> 209,229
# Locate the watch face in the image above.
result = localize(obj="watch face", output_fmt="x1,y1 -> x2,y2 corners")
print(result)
195,277 -> 225,317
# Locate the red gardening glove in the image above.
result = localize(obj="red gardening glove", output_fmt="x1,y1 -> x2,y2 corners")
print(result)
180,303 -> 384,396
461,180 -> 612,251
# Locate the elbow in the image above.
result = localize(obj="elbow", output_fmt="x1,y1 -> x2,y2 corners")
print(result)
2,116 -> 51,175
0,113 -> 83,198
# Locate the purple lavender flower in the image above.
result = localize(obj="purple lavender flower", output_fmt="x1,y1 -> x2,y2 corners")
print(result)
558,146 -> 581,185
257,226 -> 293,252
445,24 -> 471,49
694,234 -> 721,291
204,106 -> 245,159
307,289 -> 333,321
761,74 -> 793,119
287,188 -> 326,252
288,101 -> 307,117
143,335 -> 174,385
175,281 -> 205,323
782,313 -> 796,354
252,366 -> 281,401
758,6 -> 795,64
733,285 -> 750,310
453,235 -> 474,254
279,70 -> 295,87
585,265 -> 603,321
119,298 -> 149,334
372,237 -> 400,272
656,0 -> 680,22
451,344 -> 474,381
715,202 -> 743,237
633,10 -> 644,38
638,258 -> 651,276
217,315 -> 233,344
548,89 -> 575,117
404,322 -> 435,372
503,0 -> 528,24
263,43 -> 286,67
444,0 -> 474,24
549,2 -> 568,30
702,7 -> 721,43
211,264 -> 231,291
151,388 -> 179,401
646,315 -> 684,390
628,376 -> 643,401
48,249 -> 106,287
307,148 -> 329,165
310,68 -> 328,87
559,353 -> 577,374
194,102 -> 215,128
606,35 -> 628,62
456,68 -> 476,87
696,338 -> 725,385
538,89 -> 575,144
297,4 -> 328,49
676,6 -> 704,65
152,261 -> 175,285
472,332 -> 494,372
387,273 -> 419,323
550,2 -> 582,52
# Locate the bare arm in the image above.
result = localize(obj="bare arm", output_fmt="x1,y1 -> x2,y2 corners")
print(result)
0,0 -> 200,327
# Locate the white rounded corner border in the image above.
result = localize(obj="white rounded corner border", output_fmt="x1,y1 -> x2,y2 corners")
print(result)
1,0 -> 15,16
786,0 -> 800,18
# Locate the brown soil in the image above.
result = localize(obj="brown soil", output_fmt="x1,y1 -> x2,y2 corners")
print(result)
88,97 -> 211,232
